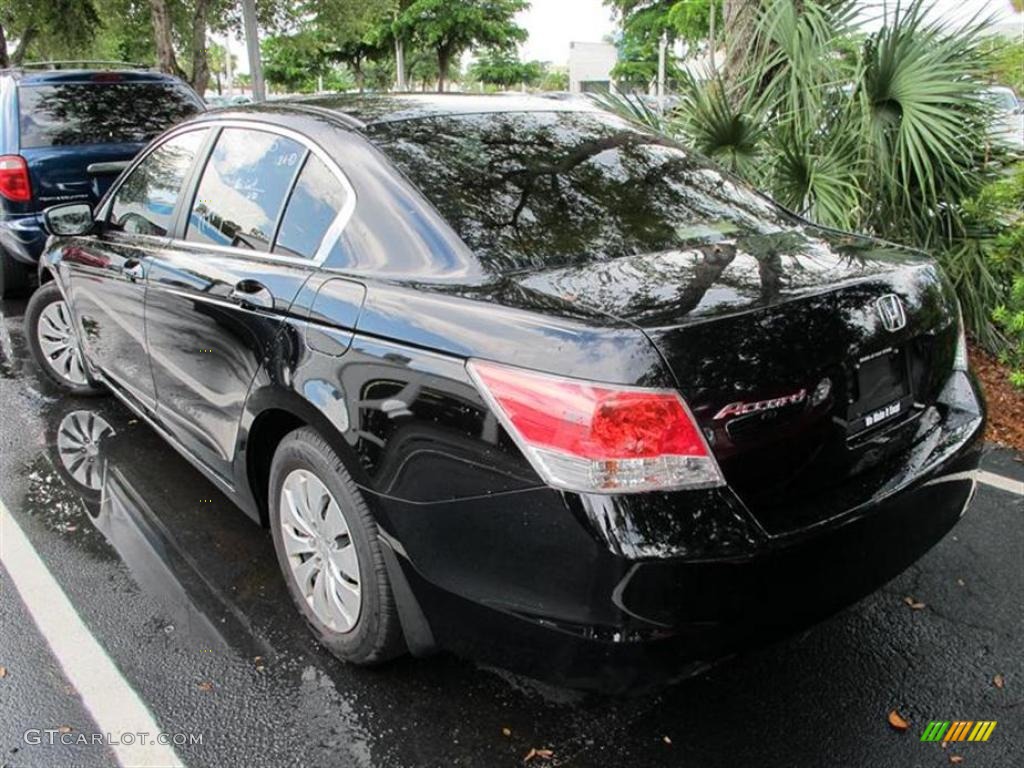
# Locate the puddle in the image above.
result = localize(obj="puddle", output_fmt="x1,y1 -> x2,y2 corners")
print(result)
24,404 -> 272,661
0,306 -> 22,378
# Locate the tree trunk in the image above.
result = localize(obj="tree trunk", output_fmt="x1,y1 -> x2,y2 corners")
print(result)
215,72 -> 222,95
150,0 -> 182,78
190,0 -> 212,96
0,24 -> 9,69
436,47 -> 450,93
11,25 -> 36,65
721,0 -> 758,87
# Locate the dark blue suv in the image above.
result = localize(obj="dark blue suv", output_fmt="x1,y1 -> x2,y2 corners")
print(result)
0,62 -> 204,296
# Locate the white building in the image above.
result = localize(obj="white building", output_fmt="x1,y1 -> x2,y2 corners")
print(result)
568,41 -> 618,94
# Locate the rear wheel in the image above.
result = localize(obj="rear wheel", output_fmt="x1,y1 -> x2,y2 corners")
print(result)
25,282 -> 104,395
269,427 -> 405,665
0,250 -> 31,298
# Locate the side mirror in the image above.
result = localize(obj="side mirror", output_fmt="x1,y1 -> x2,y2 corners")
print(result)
43,203 -> 96,237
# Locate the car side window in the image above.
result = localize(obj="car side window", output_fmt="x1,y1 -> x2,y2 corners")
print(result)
186,128 -> 305,252
273,154 -> 350,260
108,129 -> 208,237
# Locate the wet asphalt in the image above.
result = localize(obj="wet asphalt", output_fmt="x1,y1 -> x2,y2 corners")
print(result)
0,296 -> 1021,768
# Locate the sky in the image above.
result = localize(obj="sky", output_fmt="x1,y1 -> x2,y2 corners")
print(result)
516,0 -> 1023,65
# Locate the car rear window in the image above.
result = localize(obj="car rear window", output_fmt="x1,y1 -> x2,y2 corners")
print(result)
18,82 -> 202,149
368,110 -> 790,276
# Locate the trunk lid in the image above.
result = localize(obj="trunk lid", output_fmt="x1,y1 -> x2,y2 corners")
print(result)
513,227 -> 960,534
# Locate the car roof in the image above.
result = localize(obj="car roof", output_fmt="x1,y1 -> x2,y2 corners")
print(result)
5,68 -> 184,86
270,92 -> 601,127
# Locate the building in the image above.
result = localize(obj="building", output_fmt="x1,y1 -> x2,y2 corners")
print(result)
568,41 -> 617,94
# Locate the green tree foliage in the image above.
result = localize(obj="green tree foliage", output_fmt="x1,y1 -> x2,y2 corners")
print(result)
0,0 -> 101,65
394,0 -> 528,92
982,35 -> 1024,94
262,32 -> 329,92
605,0 -> 719,91
470,47 -> 542,89
607,0 -> 1013,347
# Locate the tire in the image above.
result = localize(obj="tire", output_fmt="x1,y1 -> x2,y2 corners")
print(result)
25,282 -> 105,395
0,249 -> 31,299
269,427 -> 405,665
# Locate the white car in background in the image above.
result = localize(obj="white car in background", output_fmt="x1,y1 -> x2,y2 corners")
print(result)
985,85 -> 1024,152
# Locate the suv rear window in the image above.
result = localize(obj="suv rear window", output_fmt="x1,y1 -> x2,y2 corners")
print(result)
18,82 -> 202,149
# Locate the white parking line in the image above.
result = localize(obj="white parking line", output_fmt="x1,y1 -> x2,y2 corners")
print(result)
975,470 -> 1024,497
0,497 -> 185,768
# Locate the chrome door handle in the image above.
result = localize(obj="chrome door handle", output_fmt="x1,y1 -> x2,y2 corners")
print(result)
123,260 -> 144,281
229,280 -> 274,311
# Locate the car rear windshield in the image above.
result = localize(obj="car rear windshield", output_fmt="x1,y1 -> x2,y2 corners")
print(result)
367,109 -> 791,276
18,82 -> 202,149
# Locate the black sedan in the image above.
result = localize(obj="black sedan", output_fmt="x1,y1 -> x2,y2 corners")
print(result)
26,95 -> 985,692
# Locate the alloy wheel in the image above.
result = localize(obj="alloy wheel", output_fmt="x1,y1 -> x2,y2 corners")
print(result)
36,300 -> 89,386
56,410 -> 115,491
279,468 -> 362,633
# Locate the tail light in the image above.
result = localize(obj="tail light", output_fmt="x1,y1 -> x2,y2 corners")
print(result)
468,360 -> 724,493
953,302 -> 969,372
0,155 -> 32,202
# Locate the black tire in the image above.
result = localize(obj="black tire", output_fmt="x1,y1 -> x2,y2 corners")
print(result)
269,427 -> 405,665
0,249 -> 31,299
25,282 -> 105,395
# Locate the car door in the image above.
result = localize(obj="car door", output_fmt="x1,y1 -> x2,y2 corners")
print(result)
144,124 -> 353,487
61,128 -> 210,412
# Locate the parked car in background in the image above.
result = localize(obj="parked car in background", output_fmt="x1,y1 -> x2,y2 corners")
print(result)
985,85 -> 1024,153
0,62 -> 204,297
27,96 -> 985,691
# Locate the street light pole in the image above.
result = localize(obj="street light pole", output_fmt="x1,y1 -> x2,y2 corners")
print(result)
241,0 -> 265,102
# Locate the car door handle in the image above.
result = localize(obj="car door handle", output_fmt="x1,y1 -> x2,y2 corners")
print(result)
123,260 -> 145,281
229,280 -> 274,311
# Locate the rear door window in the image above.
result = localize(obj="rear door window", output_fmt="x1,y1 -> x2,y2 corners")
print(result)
17,82 -> 202,148
108,129 -> 208,237
185,128 -> 305,252
273,154 -> 350,260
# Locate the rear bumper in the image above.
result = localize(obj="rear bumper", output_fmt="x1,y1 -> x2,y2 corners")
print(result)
376,372 -> 985,692
0,213 -> 46,264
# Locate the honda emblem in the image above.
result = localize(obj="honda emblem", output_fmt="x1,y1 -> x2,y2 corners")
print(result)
876,294 -> 907,333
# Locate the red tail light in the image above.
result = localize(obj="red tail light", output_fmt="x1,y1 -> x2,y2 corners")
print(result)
468,360 -> 724,493
0,155 -> 32,202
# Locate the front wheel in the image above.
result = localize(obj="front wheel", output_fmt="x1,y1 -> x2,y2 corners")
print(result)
25,282 -> 104,395
269,427 -> 405,665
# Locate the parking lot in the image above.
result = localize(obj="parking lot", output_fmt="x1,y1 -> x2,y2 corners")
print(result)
0,296 -> 1021,767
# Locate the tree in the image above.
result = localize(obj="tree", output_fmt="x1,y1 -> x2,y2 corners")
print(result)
0,0 -> 101,66
606,0 -> 719,91
394,0 -> 528,92
262,32 -> 329,92
470,47 -> 542,89
539,66 -> 568,91
304,0 -> 394,92
207,41 -> 237,94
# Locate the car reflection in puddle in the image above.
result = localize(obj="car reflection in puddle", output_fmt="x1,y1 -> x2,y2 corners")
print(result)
26,401 -> 274,661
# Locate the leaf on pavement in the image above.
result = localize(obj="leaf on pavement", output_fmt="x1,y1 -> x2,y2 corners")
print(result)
993,674 -> 1005,689
903,596 -> 926,610
887,710 -> 910,731
949,756 -> 964,764
523,747 -> 554,762
197,681 -> 214,692
0,666 -> 7,678
58,726 -> 72,734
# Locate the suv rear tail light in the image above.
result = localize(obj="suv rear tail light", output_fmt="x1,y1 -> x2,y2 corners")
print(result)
0,155 -> 31,202
468,360 -> 724,493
